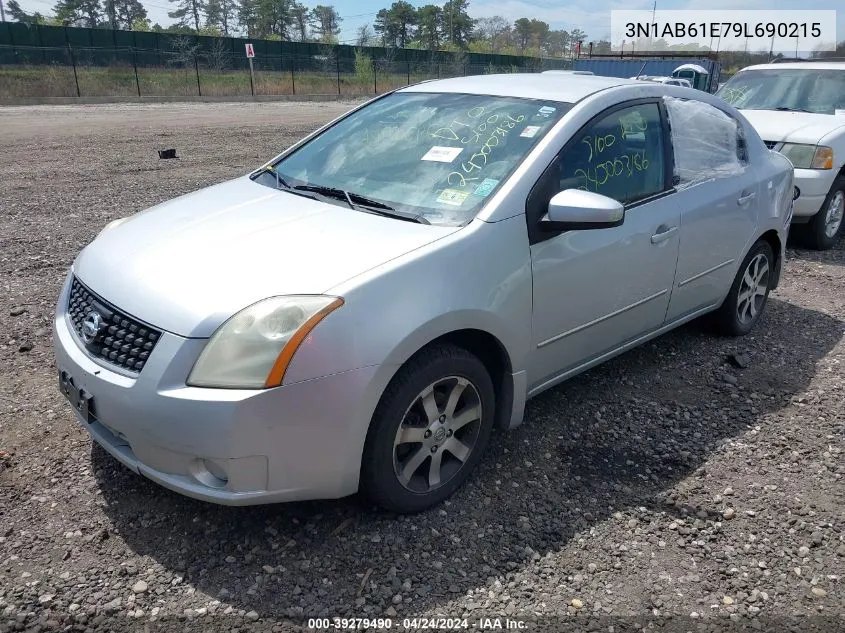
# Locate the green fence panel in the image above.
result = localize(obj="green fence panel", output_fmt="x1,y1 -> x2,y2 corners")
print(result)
64,26 -> 91,48
5,23 -> 41,47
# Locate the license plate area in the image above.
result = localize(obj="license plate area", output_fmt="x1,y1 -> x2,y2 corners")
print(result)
58,369 -> 96,423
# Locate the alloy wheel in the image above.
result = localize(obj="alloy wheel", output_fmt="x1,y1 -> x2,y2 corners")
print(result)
823,190 -> 844,239
736,252 -> 770,325
393,376 -> 483,494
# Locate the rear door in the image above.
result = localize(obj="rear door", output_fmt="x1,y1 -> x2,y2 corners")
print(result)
663,96 -> 761,322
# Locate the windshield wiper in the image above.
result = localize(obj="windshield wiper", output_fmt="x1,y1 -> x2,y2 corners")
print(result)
252,165 -> 319,201
775,107 -> 813,113
294,184 -> 430,224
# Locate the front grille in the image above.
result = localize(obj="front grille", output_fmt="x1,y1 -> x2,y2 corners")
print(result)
67,277 -> 161,373
763,140 -> 779,150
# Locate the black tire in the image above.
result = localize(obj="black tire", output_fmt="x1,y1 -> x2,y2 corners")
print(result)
713,240 -> 774,336
801,175 -> 845,250
360,343 -> 496,514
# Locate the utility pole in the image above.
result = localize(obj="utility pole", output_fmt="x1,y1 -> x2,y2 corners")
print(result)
105,0 -> 115,29
0,0 -> 6,23
649,1 -> 656,50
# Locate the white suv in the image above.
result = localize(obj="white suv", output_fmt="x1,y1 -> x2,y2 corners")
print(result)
718,61 -> 845,249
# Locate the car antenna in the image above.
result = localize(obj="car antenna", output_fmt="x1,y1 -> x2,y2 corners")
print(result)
634,60 -> 648,79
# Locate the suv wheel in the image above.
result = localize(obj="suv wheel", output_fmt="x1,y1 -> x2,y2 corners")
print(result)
803,175 -> 845,250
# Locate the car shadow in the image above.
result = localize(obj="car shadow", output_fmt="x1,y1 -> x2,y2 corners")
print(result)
93,298 -> 844,622
786,231 -> 845,266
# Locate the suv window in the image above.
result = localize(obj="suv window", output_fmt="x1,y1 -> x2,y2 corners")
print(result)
663,96 -> 746,190
718,68 -> 845,115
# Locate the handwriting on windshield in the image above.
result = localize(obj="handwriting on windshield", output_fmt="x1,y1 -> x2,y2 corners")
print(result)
431,106 -> 527,189
719,86 -> 749,105
574,153 -> 650,191
572,111 -> 653,192
618,111 -> 648,140
581,134 -> 616,163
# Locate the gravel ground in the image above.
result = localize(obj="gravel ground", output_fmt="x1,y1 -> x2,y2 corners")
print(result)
0,101 -> 843,633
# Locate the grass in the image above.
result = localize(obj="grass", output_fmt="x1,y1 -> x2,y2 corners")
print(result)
0,64 -> 474,99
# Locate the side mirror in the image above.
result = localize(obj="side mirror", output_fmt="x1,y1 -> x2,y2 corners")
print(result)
540,189 -> 625,231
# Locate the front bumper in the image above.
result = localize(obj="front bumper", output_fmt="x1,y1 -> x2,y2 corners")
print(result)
792,168 -> 835,218
53,275 -> 379,505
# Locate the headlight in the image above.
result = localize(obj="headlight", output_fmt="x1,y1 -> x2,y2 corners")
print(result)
779,144 -> 833,169
96,217 -> 129,239
186,296 -> 343,389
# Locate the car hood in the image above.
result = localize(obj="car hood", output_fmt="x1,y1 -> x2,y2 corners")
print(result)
74,177 -> 458,337
739,110 -> 845,145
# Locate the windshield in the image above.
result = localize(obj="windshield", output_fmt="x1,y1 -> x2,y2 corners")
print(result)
262,91 -> 570,226
717,68 -> 845,115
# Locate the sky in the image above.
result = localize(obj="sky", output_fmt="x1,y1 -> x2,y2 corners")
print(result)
9,0 -> 843,50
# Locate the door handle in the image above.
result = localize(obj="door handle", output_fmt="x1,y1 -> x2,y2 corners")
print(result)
651,225 -> 678,244
737,191 -> 756,205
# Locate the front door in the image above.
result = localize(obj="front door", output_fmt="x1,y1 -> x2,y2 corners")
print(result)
525,100 -> 681,391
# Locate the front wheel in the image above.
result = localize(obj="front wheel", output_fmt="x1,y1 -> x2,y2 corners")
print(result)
803,176 -> 845,250
713,240 -> 774,336
360,344 -> 496,514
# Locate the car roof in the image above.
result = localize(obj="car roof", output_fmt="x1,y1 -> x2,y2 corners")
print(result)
399,73 -> 641,104
739,61 -> 845,71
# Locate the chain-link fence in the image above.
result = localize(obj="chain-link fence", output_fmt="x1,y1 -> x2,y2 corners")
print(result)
0,45 -> 573,99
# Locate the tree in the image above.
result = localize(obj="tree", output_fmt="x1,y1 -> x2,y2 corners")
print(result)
415,4 -> 441,50
474,15 -> 507,52
592,40 -> 611,54
203,38 -> 230,70
168,0 -> 205,31
441,0 -> 472,47
513,18 -> 532,52
204,0 -> 235,34
374,2 -> 417,48
356,24 -> 374,47
7,0 -> 48,22
167,34 -> 199,65
254,0 -> 296,40
290,2 -> 309,40
569,28 -> 586,56
103,0 -> 115,28
113,0 -> 147,29
309,5 -> 341,43
528,18 -> 549,54
131,16 -> 151,30
53,0 -> 101,27
544,29 -> 569,57
237,0 -> 260,36
391,1 -> 417,48
373,9 -> 391,46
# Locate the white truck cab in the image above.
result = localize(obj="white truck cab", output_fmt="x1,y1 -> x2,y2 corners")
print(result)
718,61 -> 845,249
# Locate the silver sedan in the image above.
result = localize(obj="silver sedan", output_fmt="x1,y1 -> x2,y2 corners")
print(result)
53,73 -> 794,513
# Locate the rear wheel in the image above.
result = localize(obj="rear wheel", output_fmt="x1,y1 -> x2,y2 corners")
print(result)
713,240 -> 774,336
802,176 -> 845,250
360,344 -> 495,514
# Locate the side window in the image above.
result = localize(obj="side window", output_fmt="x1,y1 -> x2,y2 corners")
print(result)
548,103 -> 666,207
663,96 -> 746,190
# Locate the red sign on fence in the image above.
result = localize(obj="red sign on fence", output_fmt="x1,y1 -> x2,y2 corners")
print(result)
245,43 -> 255,58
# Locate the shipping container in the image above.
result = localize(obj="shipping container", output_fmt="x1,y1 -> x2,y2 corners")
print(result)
573,57 -> 721,92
